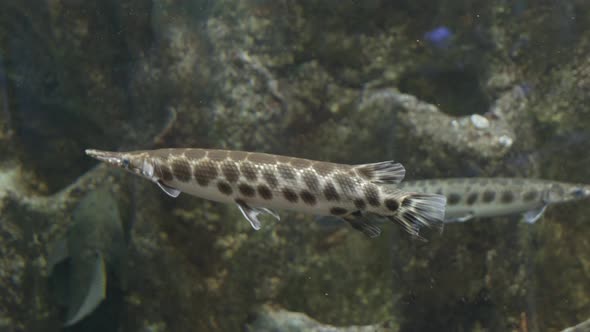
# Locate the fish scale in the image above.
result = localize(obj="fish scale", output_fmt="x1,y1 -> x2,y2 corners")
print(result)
85,148 -> 447,238
152,150 -> 357,215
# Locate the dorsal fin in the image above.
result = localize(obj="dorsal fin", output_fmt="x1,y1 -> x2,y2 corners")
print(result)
354,161 -> 405,184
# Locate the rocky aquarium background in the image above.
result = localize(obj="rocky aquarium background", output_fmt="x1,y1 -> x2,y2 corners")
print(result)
0,0 -> 589,331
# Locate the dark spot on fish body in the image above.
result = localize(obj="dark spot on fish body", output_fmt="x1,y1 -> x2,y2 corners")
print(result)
302,171 -> 320,192
330,207 -> 348,215
257,185 -> 273,200
277,164 -> 296,180
283,188 -> 299,202
221,161 -> 240,183
482,190 -> 495,203
172,159 -> 192,182
323,182 -> 340,201
185,149 -> 207,160
156,162 -> 174,182
334,173 -> 356,195
240,162 -> 258,181
500,190 -> 514,203
385,198 -> 399,212
522,190 -> 538,202
401,196 -> 412,208
238,183 -> 256,197
193,161 -> 218,186
364,185 -> 380,207
466,192 -> 478,205
229,150 -> 248,161
300,190 -> 317,205
435,188 -> 443,195
262,169 -> 279,188
354,199 -> 366,210
217,181 -> 233,195
448,193 -> 461,205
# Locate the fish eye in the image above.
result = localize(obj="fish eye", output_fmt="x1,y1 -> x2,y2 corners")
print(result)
571,188 -> 585,198
122,159 -> 130,168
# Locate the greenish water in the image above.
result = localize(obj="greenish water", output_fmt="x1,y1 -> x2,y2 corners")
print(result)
0,1 -> 589,331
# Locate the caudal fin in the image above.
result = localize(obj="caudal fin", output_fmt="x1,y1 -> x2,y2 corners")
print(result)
390,193 -> 446,240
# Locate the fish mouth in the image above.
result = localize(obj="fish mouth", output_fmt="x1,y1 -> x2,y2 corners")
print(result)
85,149 -> 125,168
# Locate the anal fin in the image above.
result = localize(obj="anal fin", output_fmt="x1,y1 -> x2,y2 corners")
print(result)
236,200 -> 280,230
343,214 -> 382,238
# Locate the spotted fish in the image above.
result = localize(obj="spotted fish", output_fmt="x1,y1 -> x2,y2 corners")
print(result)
85,149 -> 446,238
396,178 -> 590,223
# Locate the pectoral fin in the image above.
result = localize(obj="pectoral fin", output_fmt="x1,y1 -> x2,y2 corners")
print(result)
522,204 -> 548,224
156,181 -> 181,197
236,200 -> 280,230
64,252 -> 107,326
